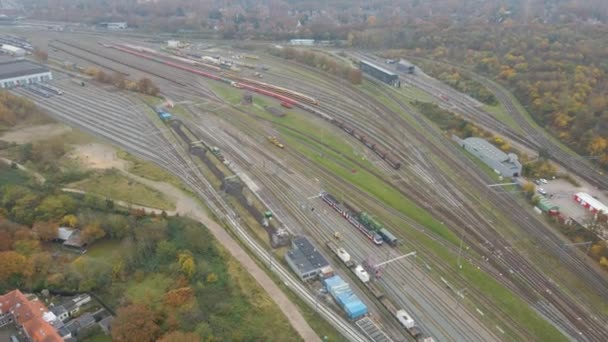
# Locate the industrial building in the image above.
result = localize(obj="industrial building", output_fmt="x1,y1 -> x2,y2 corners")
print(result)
99,22 -> 128,30
397,59 -> 415,74
0,43 -> 24,57
289,39 -> 315,46
459,137 -> 522,177
360,60 -> 400,86
0,59 -> 52,88
285,236 -> 333,281
574,192 -> 608,215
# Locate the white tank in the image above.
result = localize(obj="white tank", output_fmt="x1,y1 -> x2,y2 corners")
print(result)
337,248 -> 351,263
355,265 -> 370,283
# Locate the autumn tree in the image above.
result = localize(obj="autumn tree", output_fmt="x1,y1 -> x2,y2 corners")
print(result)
81,223 -> 106,244
137,78 -> 160,96
163,286 -> 194,307
33,48 -> 48,62
111,304 -> 160,342
522,182 -> 536,199
33,221 -> 58,241
0,251 -> 32,282
157,331 -> 200,342
178,252 -> 196,279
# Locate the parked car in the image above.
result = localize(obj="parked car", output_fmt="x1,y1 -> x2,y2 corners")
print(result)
534,179 -> 542,185
538,188 -> 547,195
540,178 -> 548,184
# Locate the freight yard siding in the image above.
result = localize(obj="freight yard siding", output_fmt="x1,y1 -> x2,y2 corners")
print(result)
360,60 -> 399,86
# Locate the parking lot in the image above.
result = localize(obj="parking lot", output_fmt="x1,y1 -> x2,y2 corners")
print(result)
537,178 -> 608,224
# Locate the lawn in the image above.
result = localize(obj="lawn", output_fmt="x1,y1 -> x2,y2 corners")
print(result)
70,169 -> 176,211
126,273 -> 173,310
82,239 -> 123,261
83,334 -> 112,342
0,163 -> 30,184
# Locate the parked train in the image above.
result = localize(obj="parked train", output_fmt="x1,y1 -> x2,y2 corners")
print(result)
224,73 -> 319,106
331,118 -> 401,170
34,83 -> 63,95
321,192 -> 383,245
26,86 -> 51,98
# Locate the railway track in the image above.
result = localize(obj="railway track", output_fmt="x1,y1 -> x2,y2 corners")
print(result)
16,80 -> 370,342
259,57 -> 608,340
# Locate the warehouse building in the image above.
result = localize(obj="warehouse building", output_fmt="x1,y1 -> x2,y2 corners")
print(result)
289,39 -> 315,46
0,59 -> 52,88
285,236 -> 333,281
360,60 -> 400,86
460,137 -> 522,177
1,44 -> 24,57
574,192 -> 608,215
99,22 -> 128,30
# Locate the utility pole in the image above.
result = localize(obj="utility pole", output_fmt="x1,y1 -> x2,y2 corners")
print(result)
457,231 -> 465,269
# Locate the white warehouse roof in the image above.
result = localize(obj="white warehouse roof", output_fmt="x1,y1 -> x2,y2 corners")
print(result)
1,44 -> 24,53
575,192 -> 608,213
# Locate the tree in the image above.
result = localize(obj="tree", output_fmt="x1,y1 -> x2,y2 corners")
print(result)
111,304 -> 160,342
522,182 -> 536,198
137,78 -> 160,96
35,194 -> 77,221
81,223 -> 106,244
13,239 -> 40,256
163,287 -> 193,307
0,251 -> 31,281
0,231 -> 13,251
178,252 -> 196,279
33,48 -> 48,62
33,221 -> 58,241
62,214 -> 78,228
157,331 -> 201,342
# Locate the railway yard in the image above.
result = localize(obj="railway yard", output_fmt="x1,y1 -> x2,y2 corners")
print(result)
5,28 -> 608,341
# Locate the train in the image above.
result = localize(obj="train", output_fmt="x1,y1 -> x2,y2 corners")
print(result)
26,86 -> 51,98
223,73 -> 319,106
34,83 -> 63,95
359,212 -> 399,246
321,192 -> 383,245
331,118 -> 401,170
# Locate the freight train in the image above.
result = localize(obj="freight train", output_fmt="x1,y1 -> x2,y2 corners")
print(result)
331,118 -> 401,170
321,192 -> 383,245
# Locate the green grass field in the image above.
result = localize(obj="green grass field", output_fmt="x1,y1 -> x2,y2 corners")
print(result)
70,169 -> 175,211
126,273 -> 173,310
0,163 -> 30,184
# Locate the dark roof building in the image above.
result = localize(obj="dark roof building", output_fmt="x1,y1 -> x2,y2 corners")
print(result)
0,59 -> 52,88
360,60 -> 400,86
285,236 -> 332,281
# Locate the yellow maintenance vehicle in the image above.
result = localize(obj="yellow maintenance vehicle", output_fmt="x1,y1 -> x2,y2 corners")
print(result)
267,136 -> 284,149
